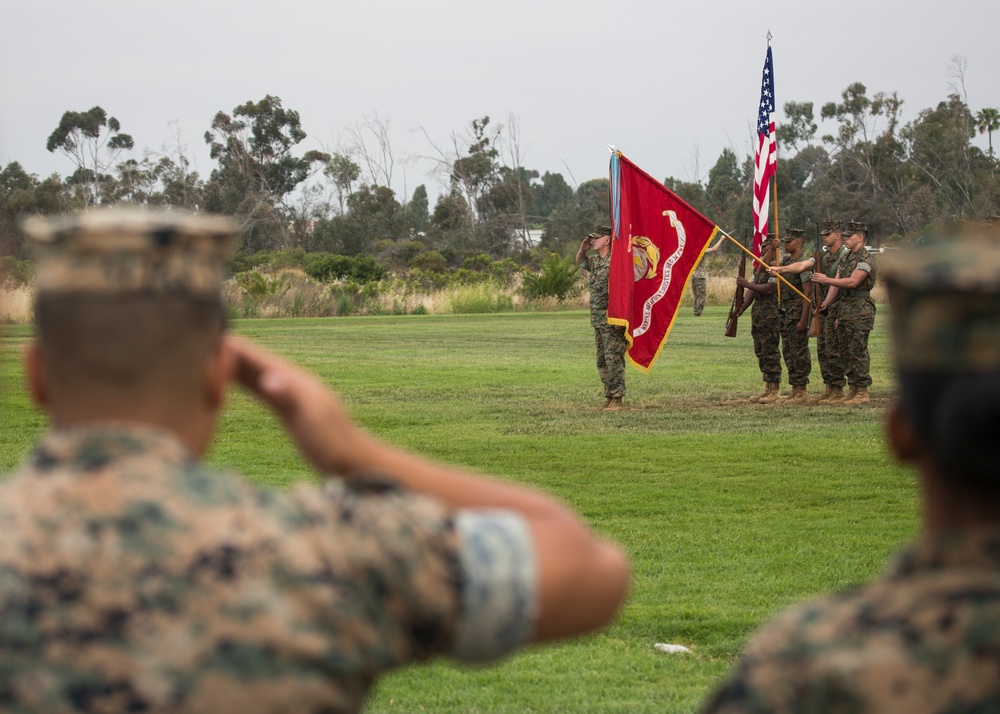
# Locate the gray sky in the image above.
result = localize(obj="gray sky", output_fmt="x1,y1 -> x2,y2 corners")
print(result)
4,0 -> 999,207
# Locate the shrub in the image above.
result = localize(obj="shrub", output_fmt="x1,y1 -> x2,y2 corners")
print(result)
521,254 -> 581,301
409,250 -> 447,273
305,254 -> 387,284
460,254 -> 492,271
0,257 -> 33,288
448,283 -> 515,314
235,271 -> 293,298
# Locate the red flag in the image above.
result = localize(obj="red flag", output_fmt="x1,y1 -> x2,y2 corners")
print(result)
752,44 -> 776,256
607,153 -> 719,372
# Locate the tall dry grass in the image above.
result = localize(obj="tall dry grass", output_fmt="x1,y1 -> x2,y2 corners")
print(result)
0,285 -> 32,324
0,269 -> 885,325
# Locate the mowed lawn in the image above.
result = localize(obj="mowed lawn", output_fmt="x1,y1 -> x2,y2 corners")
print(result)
0,307 -> 915,712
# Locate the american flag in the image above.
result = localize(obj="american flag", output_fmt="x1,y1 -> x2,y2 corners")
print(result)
752,45 -> 776,256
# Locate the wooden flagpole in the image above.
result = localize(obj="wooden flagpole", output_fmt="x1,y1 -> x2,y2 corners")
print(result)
719,231 -> 810,303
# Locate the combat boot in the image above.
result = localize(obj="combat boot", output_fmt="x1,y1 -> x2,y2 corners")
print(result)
600,398 -> 612,410
842,386 -> 870,405
601,397 -> 624,412
785,385 -> 809,403
813,384 -> 834,402
749,383 -> 771,403
757,382 -> 782,404
817,386 -> 844,404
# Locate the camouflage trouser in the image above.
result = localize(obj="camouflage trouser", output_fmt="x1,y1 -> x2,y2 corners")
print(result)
751,300 -> 782,383
594,323 -> 627,398
778,300 -> 811,386
691,276 -> 707,316
839,322 -> 872,388
838,297 -> 875,388
816,312 -> 846,387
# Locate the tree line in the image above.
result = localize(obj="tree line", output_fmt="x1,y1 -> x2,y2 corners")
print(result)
2,77 -> 999,275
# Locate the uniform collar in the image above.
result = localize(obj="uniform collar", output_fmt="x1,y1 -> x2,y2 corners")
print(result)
886,529 -> 1000,579
29,423 -> 195,474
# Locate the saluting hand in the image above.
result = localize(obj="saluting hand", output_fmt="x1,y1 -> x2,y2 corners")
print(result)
226,336 -> 359,476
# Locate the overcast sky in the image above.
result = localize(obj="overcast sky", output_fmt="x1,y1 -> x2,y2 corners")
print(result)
4,0 -> 999,207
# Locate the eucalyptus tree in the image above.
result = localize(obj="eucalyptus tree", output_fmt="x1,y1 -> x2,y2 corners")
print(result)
203,95 -> 329,251
45,106 -> 134,207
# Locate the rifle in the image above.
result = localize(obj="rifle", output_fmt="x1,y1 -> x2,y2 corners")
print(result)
808,245 -> 822,337
724,231 -> 748,338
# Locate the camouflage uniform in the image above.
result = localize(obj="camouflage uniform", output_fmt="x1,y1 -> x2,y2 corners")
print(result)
815,244 -> 850,388
12,210 -> 539,713
836,245 -> 877,389
776,247 -> 810,387
750,263 -> 781,384
583,251 -> 627,399
704,228 -> 1000,713
702,531 -> 1000,713
691,262 -> 708,316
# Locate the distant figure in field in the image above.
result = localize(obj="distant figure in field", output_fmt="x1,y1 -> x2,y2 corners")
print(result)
703,221 -> 1000,713
690,235 -> 724,317
576,224 -> 627,411
3,209 -> 629,713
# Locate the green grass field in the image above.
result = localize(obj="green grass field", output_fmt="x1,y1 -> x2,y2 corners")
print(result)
0,307 -> 915,712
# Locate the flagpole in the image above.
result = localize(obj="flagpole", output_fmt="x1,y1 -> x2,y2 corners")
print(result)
719,231 -> 810,303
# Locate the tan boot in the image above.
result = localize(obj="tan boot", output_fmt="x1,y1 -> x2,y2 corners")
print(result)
749,383 -> 771,403
600,398 -> 612,410
842,386 -> 870,405
838,386 -> 858,404
601,397 -> 624,412
758,382 -> 782,404
818,386 -> 844,404
813,384 -> 834,402
785,385 -> 809,403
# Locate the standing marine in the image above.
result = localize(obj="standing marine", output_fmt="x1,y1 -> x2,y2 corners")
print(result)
813,220 -> 850,402
770,228 -> 812,402
576,225 -> 627,411
814,221 -> 877,405
734,233 -> 782,403
703,220 -> 1000,713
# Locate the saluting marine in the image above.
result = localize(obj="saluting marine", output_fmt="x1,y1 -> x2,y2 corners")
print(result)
2,209 -> 628,713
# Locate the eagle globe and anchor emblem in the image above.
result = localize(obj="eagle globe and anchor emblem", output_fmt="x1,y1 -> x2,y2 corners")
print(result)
623,209 -> 689,338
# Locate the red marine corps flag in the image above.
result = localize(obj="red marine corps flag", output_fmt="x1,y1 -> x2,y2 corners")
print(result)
607,152 -> 719,371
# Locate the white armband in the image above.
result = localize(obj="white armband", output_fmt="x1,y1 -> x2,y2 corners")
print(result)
451,511 -> 537,662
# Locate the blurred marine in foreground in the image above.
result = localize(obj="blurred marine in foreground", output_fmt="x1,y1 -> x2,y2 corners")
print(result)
4,209 -> 628,712
703,220 -> 1000,712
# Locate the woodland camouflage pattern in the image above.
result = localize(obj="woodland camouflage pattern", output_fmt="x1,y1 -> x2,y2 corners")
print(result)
583,251 -> 626,397
750,264 -> 781,384
836,245 -> 877,388
815,245 -> 849,387
0,425 -> 468,713
691,263 -> 707,316
702,530 -> 1000,713
882,232 -> 1000,373
24,209 -> 237,296
777,250 -> 810,387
